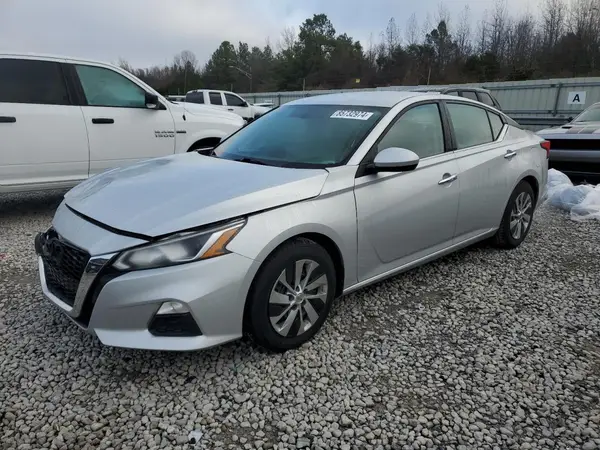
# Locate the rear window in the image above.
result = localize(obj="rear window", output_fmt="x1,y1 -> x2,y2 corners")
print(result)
461,91 -> 479,101
478,92 -> 496,107
0,58 -> 70,105
185,92 -> 204,104
209,92 -> 223,105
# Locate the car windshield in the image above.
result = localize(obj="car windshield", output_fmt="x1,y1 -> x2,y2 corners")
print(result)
213,104 -> 388,168
573,104 -> 600,122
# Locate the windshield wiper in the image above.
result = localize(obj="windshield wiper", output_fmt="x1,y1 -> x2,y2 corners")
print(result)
232,157 -> 269,166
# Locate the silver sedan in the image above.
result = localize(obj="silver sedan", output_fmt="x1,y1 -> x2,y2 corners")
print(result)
35,91 -> 548,352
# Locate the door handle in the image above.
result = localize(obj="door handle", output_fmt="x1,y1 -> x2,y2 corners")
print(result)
0,116 -> 16,123
91,118 -> 114,124
438,173 -> 458,185
227,108 -> 234,111
504,150 -> 517,159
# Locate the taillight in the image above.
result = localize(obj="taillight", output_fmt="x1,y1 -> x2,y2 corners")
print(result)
540,140 -> 551,159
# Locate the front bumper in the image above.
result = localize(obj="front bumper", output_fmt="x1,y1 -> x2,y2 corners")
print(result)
36,223 -> 255,351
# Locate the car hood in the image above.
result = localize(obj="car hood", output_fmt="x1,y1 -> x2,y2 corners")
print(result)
64,153 -> 329,238
538,121 -> 600,136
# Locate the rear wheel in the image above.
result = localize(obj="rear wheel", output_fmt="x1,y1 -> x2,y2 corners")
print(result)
493,181 -> 535,249
246,238 -> 336,352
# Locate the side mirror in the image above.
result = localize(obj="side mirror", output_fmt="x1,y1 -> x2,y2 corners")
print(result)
145,92 -> 160,109
372,147 -> 420,172
568,116 -> 574,122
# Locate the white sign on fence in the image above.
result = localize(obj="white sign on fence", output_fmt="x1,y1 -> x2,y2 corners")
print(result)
567,91 -> 587,105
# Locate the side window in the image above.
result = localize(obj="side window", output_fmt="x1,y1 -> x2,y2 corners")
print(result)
488,111 -> 504,140
224,93 -> 246,107
478,92 -> 496,107
0,58 -> 70,105
75,65 -> 146,108
209,92 -> 223,105
445,90 -> 460,97
461,90 -> 478,101
185,92 -> 204,104
447,103 -> 494,149
377,103 -> 445,159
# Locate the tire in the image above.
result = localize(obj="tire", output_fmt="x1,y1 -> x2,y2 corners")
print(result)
246,238 -> 336,352
493,181 -> 536,249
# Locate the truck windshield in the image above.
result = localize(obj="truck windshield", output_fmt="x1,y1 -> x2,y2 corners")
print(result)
213,104 -> 388,168
574,104 -> 600,122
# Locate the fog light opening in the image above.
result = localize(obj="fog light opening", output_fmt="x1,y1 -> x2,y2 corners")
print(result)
157,301 -> 189,315
150,302 -> 202,337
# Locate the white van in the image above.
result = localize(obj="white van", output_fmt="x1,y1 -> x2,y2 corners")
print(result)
0,53 -> 245,194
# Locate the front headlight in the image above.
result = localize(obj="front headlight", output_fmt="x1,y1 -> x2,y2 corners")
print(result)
113,220 -> 245,271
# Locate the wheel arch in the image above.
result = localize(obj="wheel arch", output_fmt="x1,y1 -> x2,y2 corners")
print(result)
241,229 -> 347,332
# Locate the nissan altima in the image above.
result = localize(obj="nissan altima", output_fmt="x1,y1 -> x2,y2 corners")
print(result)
35,91 -> 548,352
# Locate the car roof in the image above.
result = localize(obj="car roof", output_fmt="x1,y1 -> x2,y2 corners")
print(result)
412,86 -> 491,93
0,51 -> 118,67
288,91 -> 429,108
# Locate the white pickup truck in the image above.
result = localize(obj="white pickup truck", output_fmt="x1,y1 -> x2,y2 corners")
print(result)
184,89 -> 273,122
0,53 -> 245,194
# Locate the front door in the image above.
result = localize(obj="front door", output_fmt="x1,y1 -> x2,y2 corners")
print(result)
72,63 -> 176,177
224,92 -> 253,119
354,102 -> 461,282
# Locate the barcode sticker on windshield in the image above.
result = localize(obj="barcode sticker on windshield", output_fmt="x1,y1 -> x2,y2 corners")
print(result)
330,110 -> 374,120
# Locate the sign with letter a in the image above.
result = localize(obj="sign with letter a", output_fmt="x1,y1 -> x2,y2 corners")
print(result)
567,91 -> 586,105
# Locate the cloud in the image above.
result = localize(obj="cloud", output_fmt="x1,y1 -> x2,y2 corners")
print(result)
0,0 -> 536,68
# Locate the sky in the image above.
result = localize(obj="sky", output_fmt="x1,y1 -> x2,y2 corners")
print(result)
0,0 -> 537,69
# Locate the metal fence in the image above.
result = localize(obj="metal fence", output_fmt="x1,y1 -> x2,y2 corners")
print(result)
240,77 -> 600,131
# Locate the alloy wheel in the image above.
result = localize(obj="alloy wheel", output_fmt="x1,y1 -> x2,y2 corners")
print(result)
510,191 -> 533,240
268,259 -> 329,337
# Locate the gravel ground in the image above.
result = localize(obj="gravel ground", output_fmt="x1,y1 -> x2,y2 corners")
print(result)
1,190 -> 600,450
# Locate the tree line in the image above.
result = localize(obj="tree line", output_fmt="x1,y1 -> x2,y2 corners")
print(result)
118,0 -> 600,95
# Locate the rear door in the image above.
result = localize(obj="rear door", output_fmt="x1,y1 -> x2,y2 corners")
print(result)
0,57 -> 89,188
444,101 -> 515,241
70,63 -> 176,176
223,92 -> 253,119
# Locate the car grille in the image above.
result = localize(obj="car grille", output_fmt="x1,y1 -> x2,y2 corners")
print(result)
40,228 -> 90,307
548,139 -> 600,151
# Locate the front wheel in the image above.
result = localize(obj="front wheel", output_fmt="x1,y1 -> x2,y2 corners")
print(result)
493,181 -> 535,249
245,238 -> 336,352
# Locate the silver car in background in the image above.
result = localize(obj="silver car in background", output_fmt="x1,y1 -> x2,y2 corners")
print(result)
35,91 -> 548,352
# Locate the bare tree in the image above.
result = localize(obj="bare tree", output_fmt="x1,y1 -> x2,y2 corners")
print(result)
421,12 -> 433,43
404,13 -> 419,46
436,2 -> 451,28
506,13 -> 537,69
173,50 -> 198,70
540,0 -> 566,48
277,26 -> 297,53
116,57 -> 133,73
489,0 -> 509,58
385,17 -> 401,55
455,5 -> 472,57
